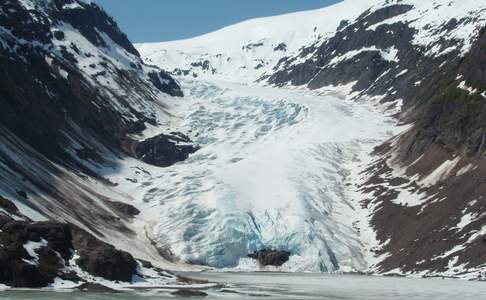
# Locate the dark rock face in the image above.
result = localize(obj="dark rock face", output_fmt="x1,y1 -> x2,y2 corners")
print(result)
72,228 -> 137,282
248,250 -> 290,267
60,0 -> 140,57
0,0 -> 189,174
361,143 -> 486,276
1,220 -> 73,260
270,5 -> 417,92
147,69 -> 184,97
273,43 -> 287,52
0,201 -> 138,287
0,218 -> 73,287
406,27 -> 486,159
134,133 -> 199,167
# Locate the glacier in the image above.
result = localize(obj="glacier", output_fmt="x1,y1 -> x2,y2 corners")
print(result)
109,0 -> 486,274
111,78 -> 402,272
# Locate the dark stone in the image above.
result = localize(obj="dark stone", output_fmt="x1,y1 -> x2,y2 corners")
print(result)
171,289 -> 208,297
248,250 -> 291,267
108,201 -> 140,217
273,43 -> 287,52
28,222 -> 73,260
0,220 -> 74,288
53,30 -> 65,40
134,133 -> 199,168
72,229 -> 137,282
78,282 -> 117,293
336,20 -> 350,31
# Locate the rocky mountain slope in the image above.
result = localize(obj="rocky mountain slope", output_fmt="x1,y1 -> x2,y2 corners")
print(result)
0,0 -> 201,288
139,0 -> 486,278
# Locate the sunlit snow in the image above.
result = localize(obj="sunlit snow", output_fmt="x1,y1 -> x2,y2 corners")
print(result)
112,79 -> 400,272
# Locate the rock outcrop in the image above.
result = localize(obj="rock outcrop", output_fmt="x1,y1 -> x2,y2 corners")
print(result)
0,215 -> 73,287
248,250 -> 291,267
0,198 -> 139,287
133,133 -> 199,168
72,228 -> 137,282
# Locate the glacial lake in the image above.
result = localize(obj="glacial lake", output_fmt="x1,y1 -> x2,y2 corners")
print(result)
1,272 -> 485,300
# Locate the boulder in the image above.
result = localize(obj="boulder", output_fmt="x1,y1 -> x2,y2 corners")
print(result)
23,222 -> 73,260
133,132 -> 199,167
78,282 -> 117,293
247,250 -> 291,267
107,201 -> 140,217
171,289 -> 208,297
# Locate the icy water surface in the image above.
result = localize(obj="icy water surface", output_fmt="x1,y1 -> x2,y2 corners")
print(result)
2,273 -> 485,299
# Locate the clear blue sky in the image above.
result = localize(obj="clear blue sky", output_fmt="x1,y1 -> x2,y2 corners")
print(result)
93,0 -> 341,43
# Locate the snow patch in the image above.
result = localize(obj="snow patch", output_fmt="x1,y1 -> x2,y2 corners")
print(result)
23,238 -> 48,265
453,213 -> 476,231
458,81 -> 479,95
395,69 -> 408,77
419,157 -> 461,186
456,164 -> 475,176
329,46 -> 399,67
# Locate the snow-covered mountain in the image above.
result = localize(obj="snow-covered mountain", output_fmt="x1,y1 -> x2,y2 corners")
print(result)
138,0 -> 486,279
138,0 -> 485,84
137,0 -> 376,84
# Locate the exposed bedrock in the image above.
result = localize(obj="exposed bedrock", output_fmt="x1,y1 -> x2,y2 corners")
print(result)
147,69 -> 184,97
72,228 -> 137,282
128,132 -> 200,168
0,198 -> 138,287
0,215 -> 73,287
248,250 -> 291,267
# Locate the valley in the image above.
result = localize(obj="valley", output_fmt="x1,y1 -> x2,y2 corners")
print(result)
0,0 -> 485,292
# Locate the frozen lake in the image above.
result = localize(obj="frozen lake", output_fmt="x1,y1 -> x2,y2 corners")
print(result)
2,272 -> 485,299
